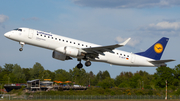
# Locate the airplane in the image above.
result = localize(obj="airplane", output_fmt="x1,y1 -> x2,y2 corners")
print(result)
4,28 -> 175,69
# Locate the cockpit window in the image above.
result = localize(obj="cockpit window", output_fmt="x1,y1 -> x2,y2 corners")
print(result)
14,28 -> 22,31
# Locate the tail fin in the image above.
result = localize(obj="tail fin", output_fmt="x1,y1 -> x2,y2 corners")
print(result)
135,37 -> 169,60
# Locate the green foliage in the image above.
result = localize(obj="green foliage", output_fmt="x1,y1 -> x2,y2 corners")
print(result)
110,91 -> 116,96
4,63 -> 13,73
154,66 -> 176,89
0,66 -> 3,72
118,82 -> 129,88
12,64 -> 26,83
97,77 -> 115,89
69,67 -> 88,85
174,89 -> 180,95
1,63 -> 180,96
55,69 -> 70,81
30,62 -> 45,80
129,73 -> 141,88
22,68 -> 31,81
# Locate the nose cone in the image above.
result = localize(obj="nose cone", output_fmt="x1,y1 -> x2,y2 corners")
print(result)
4,32 -> 11,38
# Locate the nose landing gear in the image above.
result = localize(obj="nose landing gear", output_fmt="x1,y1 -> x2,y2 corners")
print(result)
19,42 -> 25,51
19,48 -> 23,51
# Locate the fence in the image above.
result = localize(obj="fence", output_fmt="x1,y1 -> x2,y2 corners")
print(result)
1,94 -> 180,100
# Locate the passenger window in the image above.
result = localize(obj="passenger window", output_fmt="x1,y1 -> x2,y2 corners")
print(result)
44,35 -> 46,37
66,41 -> 68,42
63,40 -> 64,42
70,41 -> 72,43
48,36 -> 50,38
55,38 -> 57,40
41,34 -> 42,36
52,37 -> 53,39
74,42 -> 75,44
59,39 -> 61,41
78,43 -> 80,45
127,55 -> 129,57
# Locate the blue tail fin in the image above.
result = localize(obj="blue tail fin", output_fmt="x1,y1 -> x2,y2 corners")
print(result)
135,37 -> 169,60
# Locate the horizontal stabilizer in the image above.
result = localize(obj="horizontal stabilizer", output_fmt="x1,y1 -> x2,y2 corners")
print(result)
149,59 -> 175,64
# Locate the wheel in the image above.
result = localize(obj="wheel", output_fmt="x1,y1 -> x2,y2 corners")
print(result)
19,48 -> 23,51
85,61 -> 91,67
77,63 -> 83,69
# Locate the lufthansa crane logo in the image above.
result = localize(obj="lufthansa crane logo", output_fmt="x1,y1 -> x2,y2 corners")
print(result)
154,43 -> 163,53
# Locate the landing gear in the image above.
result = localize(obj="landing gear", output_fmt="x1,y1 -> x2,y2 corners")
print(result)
85,61 -> 91,67
19,42 -> 25,51
77,59 -> 83,69
77,63 -> 83,69
19,48 -> 23,51
76,58 -> 92,69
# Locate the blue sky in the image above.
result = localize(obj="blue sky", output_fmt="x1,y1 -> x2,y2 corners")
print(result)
1,0 -> 180,78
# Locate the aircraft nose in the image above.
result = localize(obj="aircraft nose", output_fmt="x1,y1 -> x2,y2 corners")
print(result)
4,32 -> 11,38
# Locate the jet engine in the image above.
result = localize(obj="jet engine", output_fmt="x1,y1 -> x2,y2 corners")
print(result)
55,46 -> 82,57
52,51 -> 72,61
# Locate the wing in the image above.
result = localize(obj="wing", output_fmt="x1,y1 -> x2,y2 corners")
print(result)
148,59 -> 175,64
82,38 -> 131,56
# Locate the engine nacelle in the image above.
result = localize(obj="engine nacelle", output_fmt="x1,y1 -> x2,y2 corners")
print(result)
55,46 -> 81,57
52,51 -> 72,61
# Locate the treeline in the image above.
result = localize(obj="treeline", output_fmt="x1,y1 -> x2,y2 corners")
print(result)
1,63 -> 180,91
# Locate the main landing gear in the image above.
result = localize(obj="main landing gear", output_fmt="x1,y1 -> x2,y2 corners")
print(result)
19,42 -> 25,51
77,59 -> 91,69
85,61 -> 91,67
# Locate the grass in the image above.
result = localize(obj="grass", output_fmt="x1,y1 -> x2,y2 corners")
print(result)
1,99 -> 179,101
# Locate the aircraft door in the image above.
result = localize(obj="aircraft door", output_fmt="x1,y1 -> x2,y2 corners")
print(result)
131,53 -> 136,63
28,29 -> 34,39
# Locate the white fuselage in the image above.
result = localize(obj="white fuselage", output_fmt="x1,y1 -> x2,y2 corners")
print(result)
4,28 -> 156,67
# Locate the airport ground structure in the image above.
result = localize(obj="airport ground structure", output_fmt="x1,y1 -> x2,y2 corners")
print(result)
3,79 -> 87,92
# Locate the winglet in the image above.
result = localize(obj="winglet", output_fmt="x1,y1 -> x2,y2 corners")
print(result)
119,38 -> 131,46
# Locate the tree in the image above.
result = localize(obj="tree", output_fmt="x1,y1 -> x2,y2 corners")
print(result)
10,64 -> 26,83
102,70 -> 110,80
0,66 -> 3,73
96,71 -> 103,81
129,73 -> 141,88
154,66 -> 175,88
30,62 -> 45,79
41,70 -> 54,81
114,72 -> 132,88
97,77 -> 115,89
22,68 -> 31,81
4,63 -> 13,74
174,64 -> 180,80
69,67 -> 88,85
54,69 -> 70,81
89,71 -> 94,78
